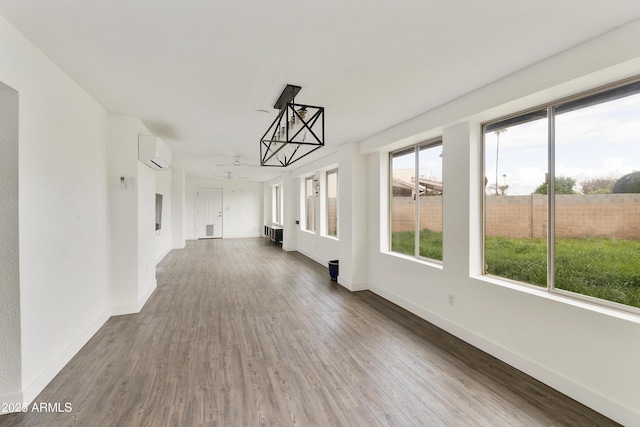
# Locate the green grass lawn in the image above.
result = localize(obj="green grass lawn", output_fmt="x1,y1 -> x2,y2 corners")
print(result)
486,236 -> 640,308
393,230 -> 640,308
391,229 -> 443,261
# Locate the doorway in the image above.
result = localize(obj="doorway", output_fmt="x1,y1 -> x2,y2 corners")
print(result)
196,188 -> 223,238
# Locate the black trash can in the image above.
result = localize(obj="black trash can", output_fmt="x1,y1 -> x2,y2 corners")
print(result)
328,260 -> 339,281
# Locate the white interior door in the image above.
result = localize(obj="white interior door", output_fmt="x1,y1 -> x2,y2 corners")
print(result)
196,188 -> 223,238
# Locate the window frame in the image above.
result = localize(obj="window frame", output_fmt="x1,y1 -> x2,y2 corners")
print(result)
389,137 -> 443,263
272,183 -> 283,225
303,175 -> 316,233
325,168 -> 339,238
481,75 -> 640,314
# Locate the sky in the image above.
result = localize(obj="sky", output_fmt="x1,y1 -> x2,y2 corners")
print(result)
391,89 -> 640,195
485,91 -> 640,195
392,144 -> 443,181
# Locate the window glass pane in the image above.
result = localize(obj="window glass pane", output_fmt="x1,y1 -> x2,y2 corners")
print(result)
304,177 -> 315,232
272,187 -> 276,222
554,89 -> 640,308
277,185 -> 282,223
391,149 -> 416,255
484,110 -> 548,286
326,170 -> 338,237
272,185 -> 281,224
418,144 -> 443,260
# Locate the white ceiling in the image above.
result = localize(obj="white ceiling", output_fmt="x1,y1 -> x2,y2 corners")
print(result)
2,0 -> 640,181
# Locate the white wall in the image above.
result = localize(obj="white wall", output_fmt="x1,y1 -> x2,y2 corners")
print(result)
171,169 -> 186,249
185,176 -> 263,239
107,115 -> 140,310
362,19 -> 640,426
336,142 -> 368,291
0,14 -> 111,405
108,116 -> 162,314
0,82 -> 21,404
137,161 -> 156,303
282,173 -> 298,251
295,230 -> 339,267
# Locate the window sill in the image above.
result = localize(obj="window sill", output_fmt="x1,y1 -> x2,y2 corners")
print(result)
382,250 -> 443,270
322,235 -> 339,242
475,274 -> 640,323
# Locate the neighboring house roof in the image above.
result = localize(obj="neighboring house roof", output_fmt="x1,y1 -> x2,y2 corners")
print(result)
392,178 -> 443,195
392,168 -> 443,194
418,176 -> 443,193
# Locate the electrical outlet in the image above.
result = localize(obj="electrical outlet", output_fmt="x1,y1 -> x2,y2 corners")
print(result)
448,294 -> 455,306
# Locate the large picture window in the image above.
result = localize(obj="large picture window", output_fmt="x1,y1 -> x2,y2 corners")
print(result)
483,78 -> 640,311
390,139 -> 443,261
326,169 -> 338,237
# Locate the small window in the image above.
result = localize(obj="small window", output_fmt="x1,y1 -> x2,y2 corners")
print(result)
304,176 -> 316,232
326,169 -> 338,237
272,184 -> 282,225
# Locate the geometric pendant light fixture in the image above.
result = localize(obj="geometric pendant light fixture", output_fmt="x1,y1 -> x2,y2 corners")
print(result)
260,84 -> 325,167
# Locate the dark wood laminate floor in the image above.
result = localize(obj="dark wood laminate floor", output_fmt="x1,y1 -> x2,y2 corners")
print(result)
1,238 -> 620,426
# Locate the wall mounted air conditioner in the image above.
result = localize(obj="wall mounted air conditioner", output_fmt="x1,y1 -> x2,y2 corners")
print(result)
138,135 -> 171,171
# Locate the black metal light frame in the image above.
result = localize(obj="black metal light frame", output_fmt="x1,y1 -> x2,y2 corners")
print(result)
260,84 -> 325,167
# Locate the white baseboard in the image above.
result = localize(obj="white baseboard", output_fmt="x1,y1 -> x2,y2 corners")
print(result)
337,276 -> 368,292
20,308 -> 111,406
110,302 -> 140,316
111,280 -> 156,316
368,285 -> 638,427
138,280 -> 156,310
296,248 -> 326,268
282,243 -> 295,252
156,248 -> 172,264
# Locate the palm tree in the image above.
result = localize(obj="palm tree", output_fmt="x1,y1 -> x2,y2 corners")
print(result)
501,173 -> 508,195
494,129 -> 507,195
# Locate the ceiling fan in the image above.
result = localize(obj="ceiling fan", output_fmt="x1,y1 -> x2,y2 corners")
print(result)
217,155 -> 254,167
215,171 -> 248,180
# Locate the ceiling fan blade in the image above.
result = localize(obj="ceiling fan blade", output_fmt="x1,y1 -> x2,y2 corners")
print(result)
217,155 -> 253,167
